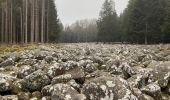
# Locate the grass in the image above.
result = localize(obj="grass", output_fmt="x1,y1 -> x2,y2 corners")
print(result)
0,44 -> 38,54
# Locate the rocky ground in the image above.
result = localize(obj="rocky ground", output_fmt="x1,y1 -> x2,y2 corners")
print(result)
0,43 -> 170,100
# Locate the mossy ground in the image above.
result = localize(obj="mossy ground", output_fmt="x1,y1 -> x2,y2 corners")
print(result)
0,44 -> 38,54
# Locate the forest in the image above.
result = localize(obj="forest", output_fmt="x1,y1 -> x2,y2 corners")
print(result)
59,0 -> 170,44
0,0 -> 60,44
0,0 -> 170,44
0,0 -> 170,100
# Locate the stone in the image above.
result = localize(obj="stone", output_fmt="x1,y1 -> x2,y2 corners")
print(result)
45,56 -> 54,63
41,85 -> 52,96
0,79 -> 12,92
119,62 -> 136,79
51,67 -> 85,85
141,83 -> 162,100
0,58 -> 15,67
11,79 -> 25,94
47,61 -> 80,79
32,91 -> 42,99
127,74 -> 148,89
0,95 -> 18,100
148,61 -> 170,88
42,83 -> 79,100
34,49 -> 50,60
17,65 -> 36,79
0,73 -> 17,93
161,93 -> 170,100
165,83 -> 170,95
85,70 -> 112,80
67,79 -> 81,92
51,74 -> 73,85
71,94 -> 87,100
17,92 -> 31,100
21,70 -> 51,91
142,94 -> 155,100
41,96 -> 51,100
82,76 -> 138,100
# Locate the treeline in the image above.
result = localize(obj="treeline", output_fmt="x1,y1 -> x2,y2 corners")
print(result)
97,0 -> 170,44
0,0 -> 60,44
59,19 -> 98,43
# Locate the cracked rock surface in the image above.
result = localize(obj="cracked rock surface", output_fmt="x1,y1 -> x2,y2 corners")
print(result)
0,43 -> 170,100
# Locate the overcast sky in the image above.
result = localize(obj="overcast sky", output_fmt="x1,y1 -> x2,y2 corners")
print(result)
55,0 -> 129,25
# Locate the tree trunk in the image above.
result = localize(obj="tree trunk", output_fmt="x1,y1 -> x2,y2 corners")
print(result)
41,0 -> 45,43
5,0 -> 8,43
30,0 -> 35,43
35,0 -> 39,43
10,0 -> 13,43
1,3 -> 4,43
46,0 -> 49,42
20,7 -> 23,43
25,0 -> 28,43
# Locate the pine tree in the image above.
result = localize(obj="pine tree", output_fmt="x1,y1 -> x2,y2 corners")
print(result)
122,0 -> 166,44
161,0 -> 170,43
97,0 -> 120,42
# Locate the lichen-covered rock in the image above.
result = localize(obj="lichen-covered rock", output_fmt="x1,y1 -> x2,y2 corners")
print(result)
92,56 -> 104,65
47,61 -> 79,79
42,83 -> 79,100
0,95 -> 18,100
34,49 -> 50,60
165,83 -> 170,94
45,56 -> 54,63
16,59 -> 37,66
41,85 -> 52,96
17,92 -> 31,100
84,63 -> 98,73
132,88 -> 145,100
107,64 -> 122,75
17,65 -> 36,79
11,79 -> 25,94
51,66 -> 85,85
0,79 -> 11,92
141,83 -> 162,100
21,70 -> 51,91
127,74 -> 148,89
1,43 -> 170,98
67,79 -> 81,92
51,84 -> 79,100
78,60 -> 98,73
78,59 -> 88,66
47,63 -> 65,78
41,96 -> 51,100
119,62 -> 136,79
142,94 -> 155,100
0,73 -> 17,92
161,93 -> 170,100
85,70 -> 112,80
51,74 -> 73,85
32,91 -> 42,99
82,76 -> 138,100
106,58 -> 121,69
71,94 -> 87,100
133,66 -> 153,77
148,61 -> 170,88
0,58 -> 15,67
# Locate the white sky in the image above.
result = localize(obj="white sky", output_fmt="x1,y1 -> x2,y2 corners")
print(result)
55,0 -> 129,25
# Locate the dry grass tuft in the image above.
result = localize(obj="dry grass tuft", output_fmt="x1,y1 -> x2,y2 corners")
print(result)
0,44 -> 38,54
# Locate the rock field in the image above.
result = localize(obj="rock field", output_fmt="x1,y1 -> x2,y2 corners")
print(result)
0,43 -> 170,100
